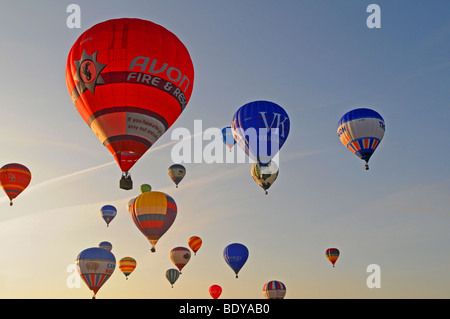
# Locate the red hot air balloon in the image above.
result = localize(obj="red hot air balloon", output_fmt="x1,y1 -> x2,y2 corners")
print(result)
209,285 -> 222,299
0,163 -> 31,206
66,18 -> 195,190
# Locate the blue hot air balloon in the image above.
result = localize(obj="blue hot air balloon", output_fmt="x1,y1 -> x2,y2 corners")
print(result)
337,108 -> 385,170
221,126 -> 236,151
232,100 -> 290,164
223,243 -> 249,278
100,205 -> 117,227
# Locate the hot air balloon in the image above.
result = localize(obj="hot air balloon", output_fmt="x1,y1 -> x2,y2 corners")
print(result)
221,126 -> 236,151
119,257 -> 137,280
76,247 -> 116,299
337,108 -> 385,170
66,18 -> 195,190
263,280 -> 286,299
188,236 -> 202,255
232,101 -> 290,165
140,184 -> 152,193
251,161 -> 279,195
100,205 -> 117,227
0,163 -> 31,206
168,164 -> 186,188
209,285 -> 222,299
128,187 -> 177,252
325,248 -> 340,267
98,241 -> 112,251
165,268 -> 180,288
223,243 -> 249,278
170,247 -> 191,274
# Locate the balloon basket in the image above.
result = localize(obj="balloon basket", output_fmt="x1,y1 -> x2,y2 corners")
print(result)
120,173 -> 133,190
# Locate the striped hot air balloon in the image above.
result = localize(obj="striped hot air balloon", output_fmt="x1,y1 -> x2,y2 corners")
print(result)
119,257 -> 137,280
98,241 -> 112,251
76,247 -> 116,299
337,108 -> 385,170
170,247 -> 191,274
0,163 -> 31,206
128,189 -> 177,252
263,280 -> 286,299
165,268 -> 180,288
188,236 -> 202,255
325,248 -> 340,267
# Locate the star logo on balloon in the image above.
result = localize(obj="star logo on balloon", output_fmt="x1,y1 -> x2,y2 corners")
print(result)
73,50 -> 107,94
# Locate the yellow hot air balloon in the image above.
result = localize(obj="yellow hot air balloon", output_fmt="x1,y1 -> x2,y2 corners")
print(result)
119,257 -> 137,280
128,188 -> 177,252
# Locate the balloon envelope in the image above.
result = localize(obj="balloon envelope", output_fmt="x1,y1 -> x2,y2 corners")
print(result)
325,248 -> 340,267
140,184 -> 152,193
119,257 -> 137,279
223,243 -> 249,278
209,285 -> 222,299
98,241 -> 112,251
76,247 -> 116,298
188,236 -> 202,255
0,163 -> 31,206
166,268 -> 180,287
66,18 -> 194,185
232,101 -> 290,164
128,191 -> 177,252
100,205 -> 117,227
337,108 -> 385,169
170,247 -> 191,273
168,164 -> 186,188
221,126 -> 236,150
263,280 -> 286,299
251,161 -> 279,195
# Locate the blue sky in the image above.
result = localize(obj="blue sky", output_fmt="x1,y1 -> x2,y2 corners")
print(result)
0,0 -> 448,298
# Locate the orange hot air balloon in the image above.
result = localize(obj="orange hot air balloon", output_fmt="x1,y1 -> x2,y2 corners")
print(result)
0,163 -> 31,206
188,236 -> 202,255
119,257 -> 137,280
66,18 -> 195,190
325,248 -> 340,267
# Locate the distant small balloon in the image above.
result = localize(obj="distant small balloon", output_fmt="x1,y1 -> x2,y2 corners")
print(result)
140,184 -> 152,193
119,257 -> 137,280
166,268 -> 180,288
223,243 -> 249,278
209,284 -> 222,299
263,280 -> 286,299
168,164 -> 186,188
98,241 -> 112,251
325,248 -> 340,267
188,236 -> 202,255
0,163 -> 31,206
170,247 -> 191,274
100,205 -> 117,227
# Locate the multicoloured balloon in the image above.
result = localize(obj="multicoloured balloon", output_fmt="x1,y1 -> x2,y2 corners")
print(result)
263,280 -> 286,299
223,243 -> 249,278
98,241 -> 112,251
251,161 -> 279,195
232,100 -> 290,165
0,163 -> 31,206
100,205 -> 117,227
170,247 -> 191,274
168,164 -> 186,188
66,18 -> 195,190
188,236 -> 202,255
221,126 -> 236,151
337,108 -> 385,170
325,248 -> 340,267
165,268 -> 180,288
76,247 -> 116,298
209,285 -> 222,299
119,257 -> 137,280
128,188 -> 177,252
